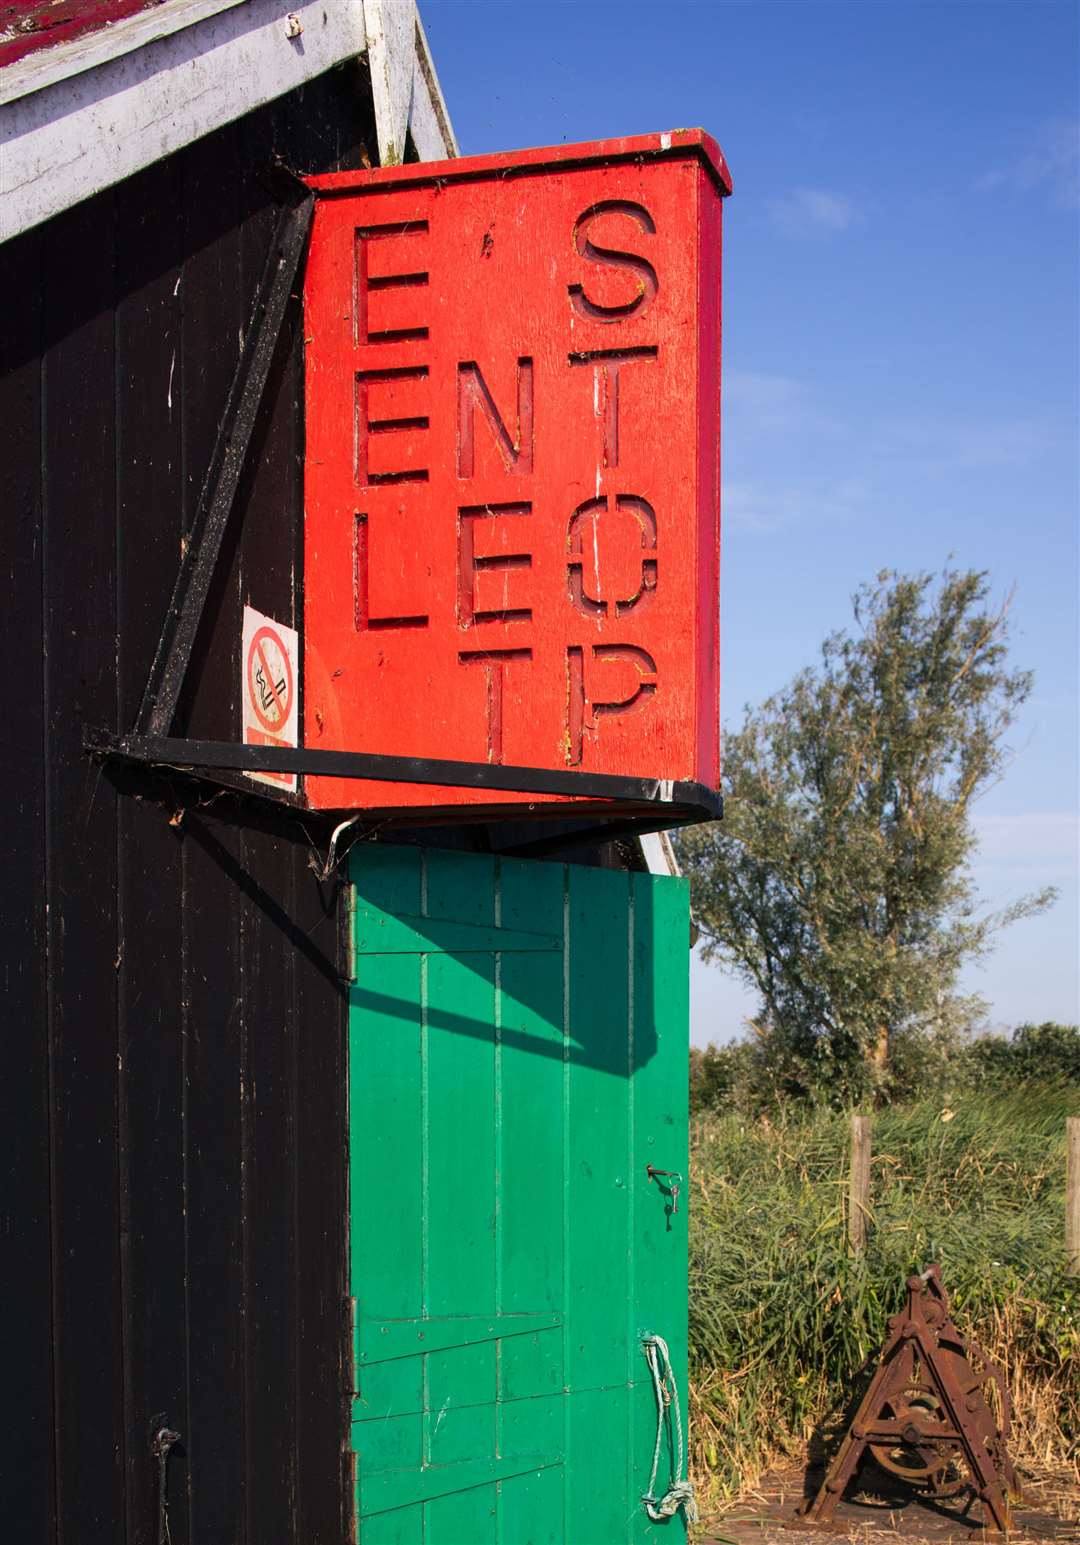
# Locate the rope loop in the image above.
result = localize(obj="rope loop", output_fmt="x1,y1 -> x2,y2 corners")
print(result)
641,1332 -> 698,1526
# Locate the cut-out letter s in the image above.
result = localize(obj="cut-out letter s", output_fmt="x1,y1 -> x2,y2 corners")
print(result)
568,201 -> 659,323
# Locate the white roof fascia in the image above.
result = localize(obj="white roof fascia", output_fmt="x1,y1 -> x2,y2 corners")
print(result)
0,0 -> 366,240
1,0 -> 457,243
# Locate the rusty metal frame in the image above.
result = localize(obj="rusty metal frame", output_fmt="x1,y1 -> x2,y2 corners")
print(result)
802,1265 -> 1021,1534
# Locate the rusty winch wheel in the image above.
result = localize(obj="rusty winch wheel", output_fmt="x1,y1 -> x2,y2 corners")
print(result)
868,1383 -> 965,1496
800,1264 -> 1022,1535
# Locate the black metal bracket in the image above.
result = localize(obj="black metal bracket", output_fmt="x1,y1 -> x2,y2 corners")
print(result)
85,729 -> 723,825
135,193 -> 314,738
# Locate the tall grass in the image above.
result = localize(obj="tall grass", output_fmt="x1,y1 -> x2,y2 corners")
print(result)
688,1087 -> 1080,1507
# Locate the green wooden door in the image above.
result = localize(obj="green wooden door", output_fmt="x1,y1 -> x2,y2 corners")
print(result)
348,844 -> 689,1544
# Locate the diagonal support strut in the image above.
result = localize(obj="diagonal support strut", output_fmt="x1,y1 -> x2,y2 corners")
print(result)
135,192 -> 314,738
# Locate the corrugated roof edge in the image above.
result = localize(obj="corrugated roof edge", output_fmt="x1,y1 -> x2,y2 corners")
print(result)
306,127 -> 733,197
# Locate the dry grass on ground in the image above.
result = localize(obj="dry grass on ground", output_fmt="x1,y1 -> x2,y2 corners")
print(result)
697,1461 -> 1079,1544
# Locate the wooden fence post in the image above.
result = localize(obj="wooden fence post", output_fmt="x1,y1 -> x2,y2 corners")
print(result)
1067,1116 -> 1080,1276
849,1114 -> 872,1255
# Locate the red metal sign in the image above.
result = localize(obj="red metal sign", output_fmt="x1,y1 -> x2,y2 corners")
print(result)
303,130 -> 731,813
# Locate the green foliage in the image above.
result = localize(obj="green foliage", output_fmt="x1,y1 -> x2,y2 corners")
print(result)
689,1041 -> 751,1113
689,1022 -> 1080,1118
677,569 -> 1055,1106
688,1090 -> 1080,1502
967,1022 -> 1080,1089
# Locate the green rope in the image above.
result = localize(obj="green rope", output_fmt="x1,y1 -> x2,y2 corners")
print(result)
641,1332 -> 698,1525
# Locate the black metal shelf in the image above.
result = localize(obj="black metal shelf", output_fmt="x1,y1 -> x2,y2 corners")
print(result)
86,728 -> 723,826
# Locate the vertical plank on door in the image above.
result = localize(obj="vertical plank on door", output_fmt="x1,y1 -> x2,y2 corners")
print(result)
629,869 -> 692,1542
350,846 -> 425,1507
565,865 -> 633,1545
497,854 -> 567,1486
423,851 -> 497,1544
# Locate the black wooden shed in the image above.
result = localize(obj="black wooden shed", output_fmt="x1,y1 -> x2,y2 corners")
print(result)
1,4 -> 457,1539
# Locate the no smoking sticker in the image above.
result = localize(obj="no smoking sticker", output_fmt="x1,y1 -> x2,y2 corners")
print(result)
242,606 -> 299,790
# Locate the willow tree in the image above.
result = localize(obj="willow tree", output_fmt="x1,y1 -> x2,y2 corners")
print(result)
676,569 -> 1054,1104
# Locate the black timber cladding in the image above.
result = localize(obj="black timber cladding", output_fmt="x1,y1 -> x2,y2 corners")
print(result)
0,64 -> 376,1544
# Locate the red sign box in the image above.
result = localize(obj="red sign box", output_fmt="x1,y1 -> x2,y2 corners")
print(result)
303,130 -> 731,813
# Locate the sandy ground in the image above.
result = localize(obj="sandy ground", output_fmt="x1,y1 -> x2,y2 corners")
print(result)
699,1463 -> 1080,1545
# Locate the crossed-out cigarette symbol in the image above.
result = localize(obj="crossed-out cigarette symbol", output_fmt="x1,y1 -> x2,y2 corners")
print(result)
247,626 -> 294,734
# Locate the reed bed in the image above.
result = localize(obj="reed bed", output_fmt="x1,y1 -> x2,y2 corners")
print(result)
688,1088 -> 1080,1510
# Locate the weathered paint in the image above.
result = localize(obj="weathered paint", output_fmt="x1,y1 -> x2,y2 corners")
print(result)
0,0 -> 168,69
0,0 -> 457,242
348,843 -> 691,1541
304,130 -> 729,813
366,0 -> 450,166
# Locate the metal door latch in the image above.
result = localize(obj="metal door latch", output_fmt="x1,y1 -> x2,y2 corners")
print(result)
646,1164 -> 682,1213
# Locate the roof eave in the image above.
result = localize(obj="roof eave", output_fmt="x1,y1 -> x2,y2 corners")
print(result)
0,0 -> 456,242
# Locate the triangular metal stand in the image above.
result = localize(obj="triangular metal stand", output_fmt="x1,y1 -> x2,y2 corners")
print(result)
801,1265 -> 1021,1534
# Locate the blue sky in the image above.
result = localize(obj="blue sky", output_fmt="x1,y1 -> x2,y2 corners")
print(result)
421,0 -> 1080,1042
